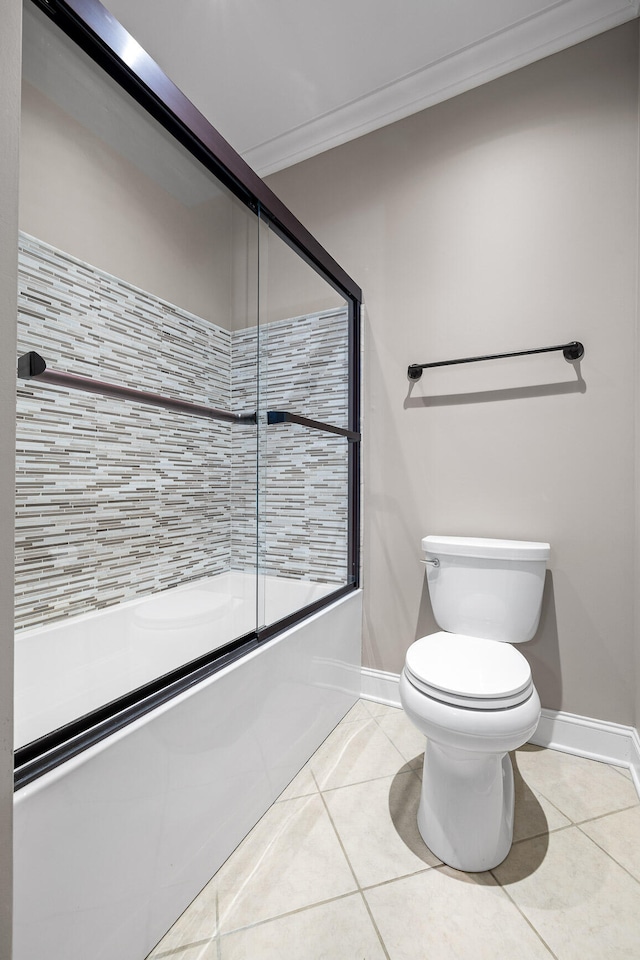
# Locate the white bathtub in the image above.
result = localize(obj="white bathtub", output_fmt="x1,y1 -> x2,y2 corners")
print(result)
14,585 -> 362,960
15,571 -> 338,747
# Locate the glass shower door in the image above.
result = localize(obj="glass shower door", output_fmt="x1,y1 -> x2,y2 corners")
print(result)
15,0 -> 360,789
16,1 -> 261,753
257,219 -> 357,631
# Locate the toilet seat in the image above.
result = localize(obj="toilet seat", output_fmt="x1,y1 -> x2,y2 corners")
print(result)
405,632 -> 533,709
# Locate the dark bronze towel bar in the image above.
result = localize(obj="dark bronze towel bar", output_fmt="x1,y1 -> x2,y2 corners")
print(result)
407,341 -> 584,381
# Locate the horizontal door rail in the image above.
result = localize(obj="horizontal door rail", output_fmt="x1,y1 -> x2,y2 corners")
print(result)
407,341 -> 584,381
18,351 -> 257,424
267,410 -> 360,442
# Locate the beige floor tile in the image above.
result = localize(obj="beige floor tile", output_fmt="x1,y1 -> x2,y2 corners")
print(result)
514,745 -> 639,822
147,882 -> 218,954
493,826 -> 640,960
324,770 -> 440,887
148,943 -> 217,960
309,718 -> 406,790
219,894 -> 387,959
365,867 -> 554,959
341,700 -> 376,723
612,764 -> 633,781
149,733 -> 640,960
374,709 -> 426,765
512,753 -> 571,842
579,805 -> 640,881
275,762 -> 318,802
211,794 -> 357,934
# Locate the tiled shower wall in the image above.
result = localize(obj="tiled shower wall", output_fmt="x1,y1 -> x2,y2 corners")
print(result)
16,234 -> 348,631
232,315 -> 349,582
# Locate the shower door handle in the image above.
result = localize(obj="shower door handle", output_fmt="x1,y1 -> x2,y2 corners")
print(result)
267,410 -> 360,441
18,351 -> 257,424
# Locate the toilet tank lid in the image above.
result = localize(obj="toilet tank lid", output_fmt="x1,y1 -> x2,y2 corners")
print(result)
422,535 -> 550,561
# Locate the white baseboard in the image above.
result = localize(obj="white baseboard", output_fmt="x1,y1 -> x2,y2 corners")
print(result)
360,666 -> 401,707
531,708 -> 640,797
360,667 -> 640,798
631,729 -> 640,796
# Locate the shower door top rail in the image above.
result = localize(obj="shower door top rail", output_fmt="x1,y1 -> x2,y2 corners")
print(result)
18,351 -> 257,424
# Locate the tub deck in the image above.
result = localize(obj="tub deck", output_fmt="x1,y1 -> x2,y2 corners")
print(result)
14,571 -> 337,748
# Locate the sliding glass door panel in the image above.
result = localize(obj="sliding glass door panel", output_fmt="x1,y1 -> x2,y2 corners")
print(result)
16,3 -> 260,748
257,219 -> 355,631
16,0 -> 360,781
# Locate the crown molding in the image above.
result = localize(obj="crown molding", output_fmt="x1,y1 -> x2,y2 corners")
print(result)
248,0 -> 640,177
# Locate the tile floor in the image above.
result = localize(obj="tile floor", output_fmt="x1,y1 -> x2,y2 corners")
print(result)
147,700 -> 640,960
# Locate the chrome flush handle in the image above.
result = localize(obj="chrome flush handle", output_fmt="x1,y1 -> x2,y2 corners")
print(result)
419,557 -> 440,567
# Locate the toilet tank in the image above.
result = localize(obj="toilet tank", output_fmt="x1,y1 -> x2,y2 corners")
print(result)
423,535 -> 550,643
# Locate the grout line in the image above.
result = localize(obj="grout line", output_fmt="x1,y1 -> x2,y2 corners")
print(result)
212,795 -> 325,938
511,761 -> 637,832
274,785 -> 320,803
610,763 -> 635,780
318,766 -> 422,797
361,700 -> 401,719
308,717 -> 411,792
510,768 -> 574,822
358,891 -> 393,960
214,765 -> 374,942
146,937 -> 215,959
510,822 -> 575,846
216,891 -> 222,960
511,825 -> 562,843
507,813 -> 640,855
358,865 -> 438,894
216,891 -> 363,940
313,766 -> 362,892
314,768 -> 392,960
490,871 -> 560,960
368,713 -> 421,768
575,823 -> 640,886
573,802 -> 640,825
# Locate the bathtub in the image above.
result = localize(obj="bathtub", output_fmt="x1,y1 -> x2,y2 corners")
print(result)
14,582 -> 362,960
14,571 -> 339,748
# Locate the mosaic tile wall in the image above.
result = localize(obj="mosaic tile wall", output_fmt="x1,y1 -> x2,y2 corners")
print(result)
16,234 -> 350,630
16,233 -> 234,630
231,309 -> 350,585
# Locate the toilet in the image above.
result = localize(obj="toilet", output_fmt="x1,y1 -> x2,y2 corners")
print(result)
400,535 -> 550,872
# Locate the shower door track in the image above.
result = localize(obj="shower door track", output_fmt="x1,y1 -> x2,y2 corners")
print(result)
13,584 -> 356,790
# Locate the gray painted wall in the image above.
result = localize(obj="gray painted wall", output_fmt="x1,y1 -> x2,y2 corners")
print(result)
20,0 -> 252,330
0,0 -> 20,954
268,23 -> 640,728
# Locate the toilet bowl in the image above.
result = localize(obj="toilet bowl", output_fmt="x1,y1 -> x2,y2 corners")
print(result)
400,535 -> 549,872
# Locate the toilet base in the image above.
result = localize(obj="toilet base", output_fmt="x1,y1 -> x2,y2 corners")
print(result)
417,739 -> 514,872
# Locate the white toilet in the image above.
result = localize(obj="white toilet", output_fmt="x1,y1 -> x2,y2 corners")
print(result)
400,534 -> 550,872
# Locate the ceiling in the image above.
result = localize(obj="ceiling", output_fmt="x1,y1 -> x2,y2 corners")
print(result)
100,0 -> 640,177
